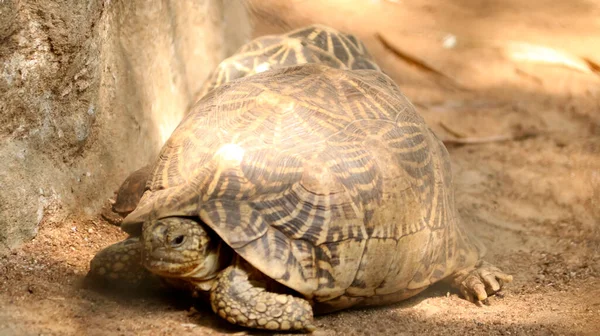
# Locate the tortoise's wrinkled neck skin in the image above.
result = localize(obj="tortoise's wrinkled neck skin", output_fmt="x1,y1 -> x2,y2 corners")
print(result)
141,217 -> 224,282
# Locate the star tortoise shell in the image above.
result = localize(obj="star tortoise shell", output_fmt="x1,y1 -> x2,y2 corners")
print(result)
195,24 -> 380,101
122,62 -> 485,311
110,24 -> 378,218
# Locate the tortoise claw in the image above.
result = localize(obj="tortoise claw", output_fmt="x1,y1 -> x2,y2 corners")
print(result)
452,261 -> 513,303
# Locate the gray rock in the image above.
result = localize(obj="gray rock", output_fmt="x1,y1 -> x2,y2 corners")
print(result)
0,0 -> 251,254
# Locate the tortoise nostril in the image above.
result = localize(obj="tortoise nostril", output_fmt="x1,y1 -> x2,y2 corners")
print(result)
170,235 -> 185,247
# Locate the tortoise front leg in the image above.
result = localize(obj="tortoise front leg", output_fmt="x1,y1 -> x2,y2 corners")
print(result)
210,261 -> 316,332
88,237 -> 155,288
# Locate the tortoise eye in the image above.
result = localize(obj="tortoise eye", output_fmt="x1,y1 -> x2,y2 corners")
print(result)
169,234 -> 186,247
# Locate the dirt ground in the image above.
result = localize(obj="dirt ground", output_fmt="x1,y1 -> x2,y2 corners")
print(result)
1,1 -> 600,335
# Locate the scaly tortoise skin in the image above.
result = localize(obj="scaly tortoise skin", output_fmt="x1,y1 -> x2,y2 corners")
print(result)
89,27 -> 512,333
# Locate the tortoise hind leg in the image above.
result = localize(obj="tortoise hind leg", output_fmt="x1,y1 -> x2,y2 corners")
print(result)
448,260 -> 513,302
210,260 -> 316,332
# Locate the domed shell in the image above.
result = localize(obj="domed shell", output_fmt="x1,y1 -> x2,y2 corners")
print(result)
123,63 -> 480,301
194,24 -> 380,101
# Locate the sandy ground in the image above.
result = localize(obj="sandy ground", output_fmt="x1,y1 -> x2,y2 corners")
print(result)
1,1 -> 600,335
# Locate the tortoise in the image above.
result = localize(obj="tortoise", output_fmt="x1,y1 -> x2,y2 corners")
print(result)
89,30 -> 512,333
110,164 -> 153,217
105,24 -> 382,220
193,24 -> 380,102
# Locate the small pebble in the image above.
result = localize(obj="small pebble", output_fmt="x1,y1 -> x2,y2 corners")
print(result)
180,323 -> 197,329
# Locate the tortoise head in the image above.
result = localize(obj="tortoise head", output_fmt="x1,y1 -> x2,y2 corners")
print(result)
112,165 -> 152,216
141,217 -> 225,281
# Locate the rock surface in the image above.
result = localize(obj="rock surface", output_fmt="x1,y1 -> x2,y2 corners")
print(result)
0,0 -> 251,253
